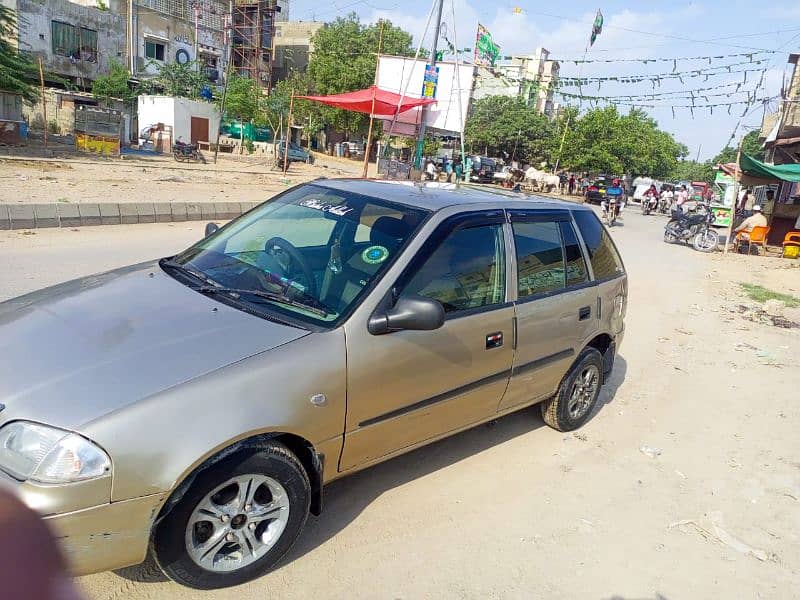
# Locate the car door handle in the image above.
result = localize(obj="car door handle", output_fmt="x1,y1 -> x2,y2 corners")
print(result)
579,306 -> 591,321
485,331 -> 503,349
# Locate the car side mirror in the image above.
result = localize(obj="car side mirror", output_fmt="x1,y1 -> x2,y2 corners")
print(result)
368,295 -> 445,335
204,222 -> 219,237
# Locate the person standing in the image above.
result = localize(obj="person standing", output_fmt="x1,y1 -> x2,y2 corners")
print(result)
676,185 -> 689,213
454,156 -> 463,182
445,157 -> 453,183
568,173 -> 576,195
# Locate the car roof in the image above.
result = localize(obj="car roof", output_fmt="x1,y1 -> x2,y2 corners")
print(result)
312,179 -> 592,212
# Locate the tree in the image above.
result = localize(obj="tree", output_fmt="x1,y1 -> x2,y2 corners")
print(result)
0,5 -> 38,102
712,130 -> 763,164
464,96 -> 556,165
91,60 -> 136,107
141,60 -> 208,99
306,14 -> 416,135
219,73 -> 261,124
671,159 -> 714,184
558,106 -> 686,178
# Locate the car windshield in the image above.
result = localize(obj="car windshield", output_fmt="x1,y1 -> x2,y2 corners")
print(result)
168,184 -> 429,328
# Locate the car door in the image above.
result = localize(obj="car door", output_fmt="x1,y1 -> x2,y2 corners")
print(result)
340,210 -> 515,471
499,210 -> 599,412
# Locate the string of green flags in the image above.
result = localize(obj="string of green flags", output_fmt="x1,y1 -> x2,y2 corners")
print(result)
566,50 -> 775,65
554,80 -> 754,100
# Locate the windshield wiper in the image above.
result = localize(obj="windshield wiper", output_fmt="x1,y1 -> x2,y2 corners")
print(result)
197,286 -> 330,317
160,258 -> 212,284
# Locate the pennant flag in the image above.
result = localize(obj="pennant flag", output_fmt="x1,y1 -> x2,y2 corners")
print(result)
590,9 -> 603,46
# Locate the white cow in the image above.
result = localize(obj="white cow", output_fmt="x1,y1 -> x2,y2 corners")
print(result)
524,168 -> 560,193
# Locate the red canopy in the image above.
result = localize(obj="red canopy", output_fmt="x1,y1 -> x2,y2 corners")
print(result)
296,86 -> 435,116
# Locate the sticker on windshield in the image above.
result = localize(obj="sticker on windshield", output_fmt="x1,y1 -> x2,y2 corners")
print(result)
300,198 -> 354,216
362,245 -> 389,265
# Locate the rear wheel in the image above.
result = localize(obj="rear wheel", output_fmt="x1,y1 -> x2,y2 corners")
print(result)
153,443 -> 310,589
664,221 -> 679,243
541,348 -> 604,432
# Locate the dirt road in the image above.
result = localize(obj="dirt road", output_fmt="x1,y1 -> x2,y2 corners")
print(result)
1,208 -> 798,599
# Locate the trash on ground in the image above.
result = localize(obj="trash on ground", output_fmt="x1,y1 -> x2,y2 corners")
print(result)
640,446 -> 662,458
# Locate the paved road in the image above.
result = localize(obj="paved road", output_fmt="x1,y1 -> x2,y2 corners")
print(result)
1,211 -> 797,600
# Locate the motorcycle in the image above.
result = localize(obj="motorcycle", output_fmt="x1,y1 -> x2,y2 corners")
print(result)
658,195 -> 671,214
642,193 -> 658,215
603,196 -> 621,226
173,141 -> 203,163
663,204 -> 719,252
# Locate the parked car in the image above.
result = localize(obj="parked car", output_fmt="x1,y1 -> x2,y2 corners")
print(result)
277,140 -> 313,164
0,180 -> 627,589
469,155 -> 497,183
585,178 -> 607,204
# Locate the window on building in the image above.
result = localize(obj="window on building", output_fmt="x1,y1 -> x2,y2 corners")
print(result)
51,21 -> 97,61
402,224 -> 506,314
572,211 -> 625,281
145,40 -> 166,61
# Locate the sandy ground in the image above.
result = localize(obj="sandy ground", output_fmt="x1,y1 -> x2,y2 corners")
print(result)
1,207 -> 799,600
0,151 -> 364,206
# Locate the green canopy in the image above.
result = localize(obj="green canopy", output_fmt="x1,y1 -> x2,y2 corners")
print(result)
739,153 -> 800,183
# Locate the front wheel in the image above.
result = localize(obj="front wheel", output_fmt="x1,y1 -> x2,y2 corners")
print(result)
153,443 -> 311,589
541,347 -> 604,432
692,229 -> 719,252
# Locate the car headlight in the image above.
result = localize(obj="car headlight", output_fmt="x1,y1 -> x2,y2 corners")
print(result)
0,421 -> 111,483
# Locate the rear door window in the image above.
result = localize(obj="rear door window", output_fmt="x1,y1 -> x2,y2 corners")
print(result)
512,221 -> 565,297
572,210 -> 625,281
559,221 -> 589,286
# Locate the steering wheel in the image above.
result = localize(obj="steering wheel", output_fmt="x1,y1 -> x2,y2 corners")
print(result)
264,237 -> 317,298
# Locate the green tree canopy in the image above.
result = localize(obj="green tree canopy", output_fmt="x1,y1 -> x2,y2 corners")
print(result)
306,14 -> 416,135
671,159 -> 714,184
0,5 -> 38,102
712,129 -> 763,164
219,73 -> 262,123
558,106 -> 686,177
141,60 -> 208,99
91,59 -> 136,107
464,95 -> 556,165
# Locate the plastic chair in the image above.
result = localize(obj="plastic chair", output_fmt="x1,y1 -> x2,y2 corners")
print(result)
734,225 -> 770,255
783,231 -> 800,259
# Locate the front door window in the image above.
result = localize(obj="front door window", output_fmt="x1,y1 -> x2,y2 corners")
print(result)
401,224 -> 506,313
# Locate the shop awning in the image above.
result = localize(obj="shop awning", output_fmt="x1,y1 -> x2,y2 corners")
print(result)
718,154 -> 800,185
296,86 -> 436,116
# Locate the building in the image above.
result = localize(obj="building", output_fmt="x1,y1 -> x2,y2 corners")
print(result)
138,94 -> 220,146
128,0 -> 228,84
271,20 -> 322,85
472,48 -> 560,117
0,0 -> 127,89
230,0 -> 281,90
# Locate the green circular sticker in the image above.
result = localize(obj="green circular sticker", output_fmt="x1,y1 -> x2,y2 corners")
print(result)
362,245 -> 389,264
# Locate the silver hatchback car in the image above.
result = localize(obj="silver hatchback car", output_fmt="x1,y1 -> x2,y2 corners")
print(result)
0,180 -> 626,588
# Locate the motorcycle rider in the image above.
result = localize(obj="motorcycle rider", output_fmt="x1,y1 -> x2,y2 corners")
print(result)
659,185 -> 674,212
643,184 -> 658,212
603,178 -> 625,221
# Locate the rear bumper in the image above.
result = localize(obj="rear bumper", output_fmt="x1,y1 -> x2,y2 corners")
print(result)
44,493 -> 167,575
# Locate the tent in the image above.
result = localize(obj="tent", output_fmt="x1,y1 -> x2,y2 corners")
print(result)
296,86 -> 435,116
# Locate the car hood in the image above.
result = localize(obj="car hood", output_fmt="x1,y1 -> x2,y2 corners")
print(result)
0,262 -> 309,430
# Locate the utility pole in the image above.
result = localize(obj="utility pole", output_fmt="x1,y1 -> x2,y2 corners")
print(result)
362,21 -> 385,179
193,2 -> 201,72
414,0 -> 444,170
38,58 -> 47,150
128,0 -> 136,73
214,1 -> 234,164
724,135 -> 744,255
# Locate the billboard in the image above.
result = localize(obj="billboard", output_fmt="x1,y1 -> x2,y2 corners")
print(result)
376,55 -> 475,136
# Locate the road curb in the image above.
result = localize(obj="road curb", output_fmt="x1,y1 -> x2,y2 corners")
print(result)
0,202 -> 257,230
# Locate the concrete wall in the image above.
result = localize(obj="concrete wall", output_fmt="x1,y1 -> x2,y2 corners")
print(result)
137,95 -> 220,142
10,0 -> 126,88
23,88 -> 131,141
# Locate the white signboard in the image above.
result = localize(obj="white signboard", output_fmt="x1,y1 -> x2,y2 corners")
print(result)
376,55 -> 474,136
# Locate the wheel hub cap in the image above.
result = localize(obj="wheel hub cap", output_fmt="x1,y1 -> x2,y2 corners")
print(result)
568,365 -> 600,419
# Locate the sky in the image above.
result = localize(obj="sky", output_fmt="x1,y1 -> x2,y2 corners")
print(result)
285,1 -> 800,160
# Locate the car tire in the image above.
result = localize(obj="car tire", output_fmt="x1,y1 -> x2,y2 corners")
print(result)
541,348 -> 604,432
153,442 -> 310,589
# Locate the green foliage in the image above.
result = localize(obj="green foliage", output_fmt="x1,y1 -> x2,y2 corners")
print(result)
307,14 -> 416,134
671,159 -> 714,184
220,73 -> 262,123
91,59 -> 136,107
557,106 -> 686,177
140,60 -> 208,99
739,283 -> 800,307
0,5 -> 38,103
712,130 -> 763,164
464,96 -> 556,164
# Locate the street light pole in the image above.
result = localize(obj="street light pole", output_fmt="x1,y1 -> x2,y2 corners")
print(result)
414,0 -> 443,170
